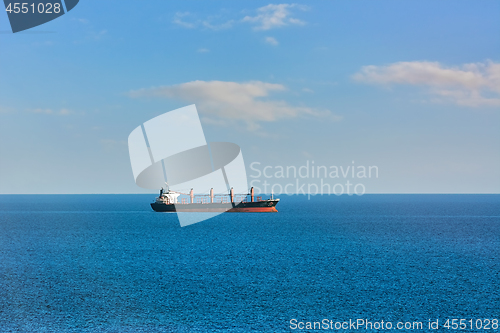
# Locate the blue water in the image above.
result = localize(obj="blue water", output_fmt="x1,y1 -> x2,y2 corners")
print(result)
0,194 -> 498,332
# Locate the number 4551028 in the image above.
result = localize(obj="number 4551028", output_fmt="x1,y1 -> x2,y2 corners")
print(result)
443,319 -> 498,330
5,2 -> 62,14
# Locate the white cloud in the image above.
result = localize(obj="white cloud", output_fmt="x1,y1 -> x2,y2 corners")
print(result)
129,80 -> 336,130
32,108 -> 72,116
265,36 -> 279,46
173,4 -> 308,32
173,12 -> 234,31
242,4 -> 307,30
202,19 -> 235,31
197,48 -> 210,53
353,61 -> 500,107
172,12 -> 196,29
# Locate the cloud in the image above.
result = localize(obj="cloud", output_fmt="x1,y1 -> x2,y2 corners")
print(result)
173,4 -> 308,32
265,36 -> 279,45
353,61 -> 500,107
242,4 -> 308,30
173,12 -> 234,31
202,19 -> 235,31
32,108 -> 72,116
129,80 -> 336,130
172,12 -> 196,29
197,48 -> 210,53
74,18 -> 89,24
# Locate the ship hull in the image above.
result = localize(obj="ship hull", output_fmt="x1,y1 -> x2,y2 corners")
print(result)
151,200 -> 279,213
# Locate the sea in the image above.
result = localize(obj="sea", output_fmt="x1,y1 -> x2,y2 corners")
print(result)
0,194 -> 498,332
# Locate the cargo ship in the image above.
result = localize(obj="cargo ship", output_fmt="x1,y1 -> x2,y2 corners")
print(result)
151,186 -> 279,213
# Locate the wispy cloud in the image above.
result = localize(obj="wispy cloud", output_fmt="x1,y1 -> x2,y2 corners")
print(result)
353,60 -> 500,107
173,4 -> 308,32
197,48 -> 210,53
172,12 -> 196,29
173,11 -> 234,31
265,36 -> 279,46
202,19 -> 235,31
129,80 -> 336,130
74,18 -> 89,24
32,108 -> 72,116
242,4 -> 308,30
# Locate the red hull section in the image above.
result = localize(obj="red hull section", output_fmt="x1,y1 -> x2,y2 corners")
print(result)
227,206 -> 278,213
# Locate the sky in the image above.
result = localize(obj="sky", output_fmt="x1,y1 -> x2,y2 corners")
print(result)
0,0 -> 499,194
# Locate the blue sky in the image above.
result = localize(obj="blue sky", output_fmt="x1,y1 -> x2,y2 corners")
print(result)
0,0 -> 499,194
